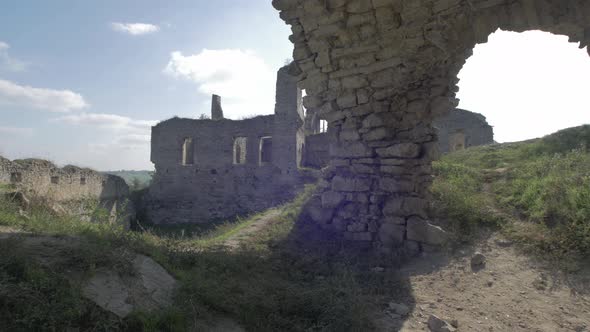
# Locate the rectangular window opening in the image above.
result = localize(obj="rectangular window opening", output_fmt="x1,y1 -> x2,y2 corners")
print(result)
182,137 -> 195,165
259,136 -> 272,165
80,177 -> 86,185
233,137 -> 247,164
51,176 -> 59,185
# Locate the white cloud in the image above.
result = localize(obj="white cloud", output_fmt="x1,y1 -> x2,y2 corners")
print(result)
117,134 -> 151,145
55,112 -> 156,133
0,126 -> 33,137
0,79 -> 88,112
0,41 -> 28,72
164,49 -> 276,119
54,113 -> 156,169
458,30 -> 590,143
111,22 -> 160,36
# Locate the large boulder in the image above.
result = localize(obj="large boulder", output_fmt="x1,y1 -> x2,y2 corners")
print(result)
82,254 -> 177,318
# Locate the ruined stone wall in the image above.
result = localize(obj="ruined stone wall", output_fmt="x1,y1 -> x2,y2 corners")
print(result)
0,157 -> 128,202
434,108 -> 494,153
303,133 -> 330,169
273,66 -> 306,179
0,156 -> 132,226
211,94 -> 224,120
273,0 -> 590,254
145,66 -> 306,224
146,116 -> 292,223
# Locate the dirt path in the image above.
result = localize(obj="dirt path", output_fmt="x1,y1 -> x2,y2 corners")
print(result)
376,233 -> 590,331
221,208 -> 282,249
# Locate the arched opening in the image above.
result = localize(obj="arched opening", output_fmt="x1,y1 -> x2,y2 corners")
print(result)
433,27 -> 590,257
454,30 -> 590,146
276,0 -> 590,254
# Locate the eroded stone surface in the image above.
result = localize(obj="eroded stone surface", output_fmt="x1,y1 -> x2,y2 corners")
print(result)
273,0 -> 590,252
83,271 -> 134,318
82,254 -> 177,318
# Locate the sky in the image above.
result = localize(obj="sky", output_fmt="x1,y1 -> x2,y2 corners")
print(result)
0,0 -> 292,170
457,30 -> 590,143
0,2 -> 588,171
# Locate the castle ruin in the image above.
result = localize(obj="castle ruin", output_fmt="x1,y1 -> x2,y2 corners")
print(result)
144,60 -> 495,225
144,66 -> 309,224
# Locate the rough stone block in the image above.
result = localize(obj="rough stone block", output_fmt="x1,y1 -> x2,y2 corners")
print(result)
378,222 -> 405,247
332,176 -> 371,192
383,196 -> 428,218
376,143 -> 421,158
321,191 -> 344,208
330,142 -> 373,158
379,178 -> 414,193
406,217 -> 449,245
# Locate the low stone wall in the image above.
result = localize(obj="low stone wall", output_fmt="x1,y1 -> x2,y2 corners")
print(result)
0,156 -> 133,227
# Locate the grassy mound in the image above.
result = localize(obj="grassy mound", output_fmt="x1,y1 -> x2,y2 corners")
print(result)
432,125 -> 590,258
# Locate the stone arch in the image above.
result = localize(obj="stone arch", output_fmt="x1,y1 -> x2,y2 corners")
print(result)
273,0 -> 590,253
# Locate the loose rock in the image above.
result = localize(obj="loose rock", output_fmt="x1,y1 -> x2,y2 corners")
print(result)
471,252 -> 486,267
428,315 -> 456,332
388,302 -> 410,316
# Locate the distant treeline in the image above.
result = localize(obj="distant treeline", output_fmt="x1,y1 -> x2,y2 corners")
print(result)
103,170 -> 153,190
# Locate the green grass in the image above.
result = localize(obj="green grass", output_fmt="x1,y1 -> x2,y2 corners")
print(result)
0,233 -> 128,331
0,184 -> 404,331
431,161 -> 503,242
432,125 -> 590,258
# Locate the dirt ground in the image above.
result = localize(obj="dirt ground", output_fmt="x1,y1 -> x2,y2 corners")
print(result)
214,204 -> 590,332
375,233 -> 590,332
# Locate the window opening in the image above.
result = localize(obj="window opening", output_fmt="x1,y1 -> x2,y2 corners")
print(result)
259,136 -> 273,165
233,137 -> 247,164
182,137 -> 195,165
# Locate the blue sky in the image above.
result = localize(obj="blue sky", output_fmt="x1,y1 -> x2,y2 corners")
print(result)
0,0 -> 292,170
0,2 -> 588,170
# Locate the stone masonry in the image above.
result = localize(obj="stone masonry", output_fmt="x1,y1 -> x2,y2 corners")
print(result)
0,156 -> 133,227
273,0 -> 590,253
434,108 -> 494,153
144,65 -> 307,224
